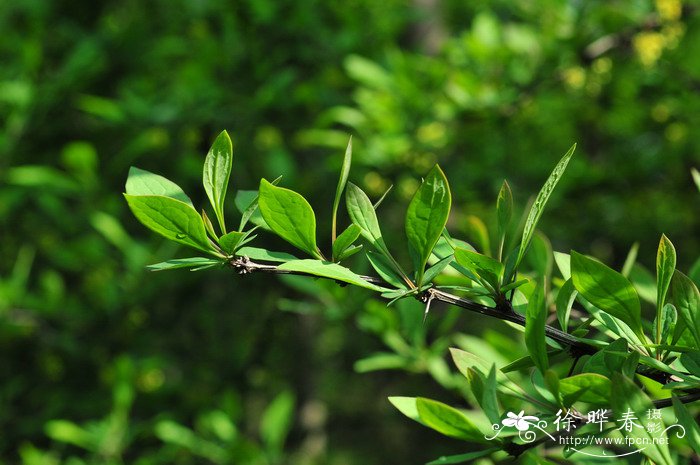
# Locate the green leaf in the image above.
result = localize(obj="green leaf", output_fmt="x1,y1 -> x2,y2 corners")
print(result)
354,353 -> 407,372
426,449 -> 499,465
559,373 -> 611,406
346,182 -> 385,248
672,395 -> 700,455
337,245 -> 363,261
366,251 -> 407,289
277,259 -> 390,292
235,189 -> 271,231
388,397 -> 422,424
516,144 -> 575,269
422,255 -> 453,284
124,194 -> 213,253
464,215 -> 491,256
556,279 -> 577,331
570,250 -> 643,337
201,210 -> 217,239
671,270 -> 700,347
405,165 -> 451,285
219,231 -> 246,254
610,374 -> 673,465
332,224 -> 361,262
147,257 -> 223,271
656,234 -> 676,344
657,303 -> 677,345
450,348 -> 524,395
525,281 -> 548,373
126,167 -> 193,207
693,168 -> 700,192
203,130 -> 233,232
415,398 -> 485,442
496,180 -> 513,237
621,242 -> 639,278
332,137 -> 353,242
236,246 -> 297,263
258,179 -> 320,259
260,391 -> 295,452
454,248 -> 503,291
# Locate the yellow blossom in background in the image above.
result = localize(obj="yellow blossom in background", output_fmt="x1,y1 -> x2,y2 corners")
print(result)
633,31 -> 665,67
656,0 -> 682,22
562,66 -> 586,90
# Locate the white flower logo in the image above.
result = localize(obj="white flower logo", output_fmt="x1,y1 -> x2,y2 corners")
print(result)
502,410 -> 539,431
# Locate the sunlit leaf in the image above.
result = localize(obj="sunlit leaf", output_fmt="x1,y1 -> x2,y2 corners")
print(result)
126,167 -> 193,207
124,194 -> 213,253
405,165 -> 451,285
258,179 -> 320,258
570,250 -> 643,337
516,144 -> 575,269
203,130 -> 233,232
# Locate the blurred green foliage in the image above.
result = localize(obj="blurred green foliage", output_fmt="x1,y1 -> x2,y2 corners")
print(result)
1,0 -> 698,463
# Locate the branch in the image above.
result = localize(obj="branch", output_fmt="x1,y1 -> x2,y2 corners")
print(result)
230,257 -> 696,389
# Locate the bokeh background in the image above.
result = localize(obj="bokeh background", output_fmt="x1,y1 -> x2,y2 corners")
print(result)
1,0 -> 699,464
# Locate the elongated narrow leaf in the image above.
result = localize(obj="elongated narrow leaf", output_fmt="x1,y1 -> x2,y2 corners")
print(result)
124,194 -> 213,253
203,130 -> 233,232
422,255 -> 452,284
332,224 -> 361,262
556,279 -> 577,331
332,137 -> 352,241
496,180 -> 513,238
260,391 -> 295,451
126,167 -> 193,206
516,144 -> 575,269
235,190 -> 267,230
405,165 -> 451,284
258,179 -> 320,259
415,398 -> 485,442
236,246 -> 298,263
693,168 -> 700,192
525,281 -> 548,373
346,182 -> 385,249
610,374 -> 673,465
656,235 -> 676,343
621,242 -> 639,278
672,270 -> 700,346
147,257 -> 223,271
277,259 -> 390,292
454,248 -> 503,291
570,250 -> 643,336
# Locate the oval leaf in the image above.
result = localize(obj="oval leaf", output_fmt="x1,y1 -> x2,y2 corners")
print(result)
671,270 -> 700,347
126,167 -> 193,206
124,194 -> 213,253
570,250 -> 643,337
656,234 -> 676,343
258,179 -> 320,259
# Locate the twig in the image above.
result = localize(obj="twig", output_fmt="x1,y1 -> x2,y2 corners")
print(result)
229,257 -> 698,392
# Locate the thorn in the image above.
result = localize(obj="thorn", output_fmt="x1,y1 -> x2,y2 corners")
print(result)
422,291 -> 435,323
